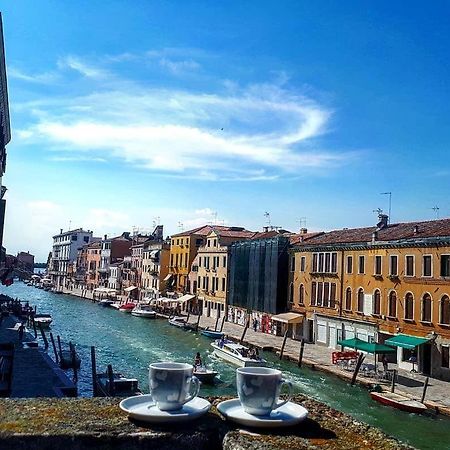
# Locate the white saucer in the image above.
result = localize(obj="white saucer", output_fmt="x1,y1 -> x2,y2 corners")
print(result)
217,399 -> 308,428
119,394 -> 211,423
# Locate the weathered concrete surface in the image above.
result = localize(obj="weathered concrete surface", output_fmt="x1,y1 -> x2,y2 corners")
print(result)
0,396 -> 413,450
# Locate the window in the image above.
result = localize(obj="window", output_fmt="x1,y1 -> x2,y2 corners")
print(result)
357,288 -> 364,312
198,257 -> 202,267
390,255 -> 398,276
423,255 -> 432,277
318,253 -> 324,272
323,283 -> 330,307
442,346 -> 450,369
358,256 -> 365,274
72,234 -> 77,241
312,254 -> 318,272
421,294 -> 432,322
374,255 -> 382,275
299,284 -> 304,305
388,291 -> 397,317
317,282 -> 323,306
300,256 -> 306,272
345,288 -> 352,311
405,256 -> 414,277
84,236 -> 89,243
440,295 -> 450,325
404,293 -> 414,320
290,256 -> 296,272
373,289 -> 381,315
440,255 -> 450,277
289,283 -> 294,303
346,256 -> 353,274
223,256 -> 226,267
221,278 -> 226,291
311,282 -> 317,306
312,252 -> 338,273
330,283 -> 336,308
324,253 -> 331,273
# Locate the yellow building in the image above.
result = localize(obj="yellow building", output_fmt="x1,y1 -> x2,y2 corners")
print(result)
289,215 -> 450,380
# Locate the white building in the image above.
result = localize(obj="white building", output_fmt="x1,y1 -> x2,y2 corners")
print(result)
49,228 -> 94,288
108,262 -> 123,291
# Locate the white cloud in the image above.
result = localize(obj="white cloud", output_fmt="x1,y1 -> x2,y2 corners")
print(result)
8,67 -> 58,84
158,58 -> 200,75
57,56 -> 109,78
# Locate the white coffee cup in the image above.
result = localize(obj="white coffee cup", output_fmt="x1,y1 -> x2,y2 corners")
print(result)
236,367 -> 293,416
149,362 -> 200,411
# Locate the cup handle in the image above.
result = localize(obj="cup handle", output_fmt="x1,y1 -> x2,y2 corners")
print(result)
184,375 -> 200,404
276,379 -> 293,409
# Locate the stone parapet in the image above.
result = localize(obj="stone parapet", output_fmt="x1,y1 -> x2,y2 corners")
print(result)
0,396 -> 412,450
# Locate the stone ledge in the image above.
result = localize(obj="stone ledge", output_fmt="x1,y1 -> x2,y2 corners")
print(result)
0,396 -> 413,450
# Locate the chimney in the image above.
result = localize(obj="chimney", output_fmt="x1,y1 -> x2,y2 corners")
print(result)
413,225 -> 419,234
263,226 -> 269,233
60,228 -> 63,234
372,231 -> 378,242
299,228 -> 308,234
104,234 -> 107,240
376,214 -> 389,230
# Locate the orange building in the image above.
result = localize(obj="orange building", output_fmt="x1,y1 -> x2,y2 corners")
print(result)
289,215 -> 450,381
85,241 -> 101,290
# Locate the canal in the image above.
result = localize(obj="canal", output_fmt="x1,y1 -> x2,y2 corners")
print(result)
2,283 -> 450,450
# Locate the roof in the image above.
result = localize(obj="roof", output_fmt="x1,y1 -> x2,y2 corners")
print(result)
289,232 -> 324,245
295,217 -> 450,247
87,241 -> 101,249
211,229 -> 255,239
171,225 -> 250,238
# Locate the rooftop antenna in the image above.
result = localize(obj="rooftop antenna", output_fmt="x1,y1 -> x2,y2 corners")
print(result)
68,220 -> 72,231
152,216 -> 161,228
431,206 -> 440,219
380,192 -> 392,223
212,211 -> 218,225
264,211 -> 271,227
298,217 -> 307,229
373,207 -> 383,216
178,221 -> 184,232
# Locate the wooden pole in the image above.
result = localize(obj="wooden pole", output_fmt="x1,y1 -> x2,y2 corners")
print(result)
91,346 -> 98,397
420,377 -> 429,403
298,339 -> 305,368
70,342 -> 78,382
239,317 -> 250,344
390,369 -> 397,393
32,317 -> 37,339
220,315 -> 226,333
214,314 -> 220,332
279,329 -> 289,360
38,323 -> 49,350
107,364 -> 115,397
50,333 -> 59,364
196,313 -> 201,332
351,353 -> 366,386
57,335 -> 63,360
186,311 -> 190,323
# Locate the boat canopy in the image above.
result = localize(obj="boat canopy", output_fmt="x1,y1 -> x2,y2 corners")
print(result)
337,337 -> 396,354
177,294 -> 195,304
124,286 -> 138,292
384,334 -> 431,350
94,287 -> 117,294
271,312 -> 303,324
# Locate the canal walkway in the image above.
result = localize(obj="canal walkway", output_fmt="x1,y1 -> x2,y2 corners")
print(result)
188,314 -> 450,415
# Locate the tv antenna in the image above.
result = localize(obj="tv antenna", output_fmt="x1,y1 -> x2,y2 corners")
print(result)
178,221 -> 184,232
264,211 -> 271,227
152,216 -> 161,228
373,208 -> 383,216
380,192 -> 392,223
298,217 -> 307,229
431,206 -> 440,219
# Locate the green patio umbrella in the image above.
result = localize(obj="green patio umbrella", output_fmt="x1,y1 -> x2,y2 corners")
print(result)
337,337 -> 396,354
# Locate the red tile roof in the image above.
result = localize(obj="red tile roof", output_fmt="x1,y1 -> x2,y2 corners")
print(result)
289,232 -> 324,245
295,218 -> 450,246
171,225 -> 252,238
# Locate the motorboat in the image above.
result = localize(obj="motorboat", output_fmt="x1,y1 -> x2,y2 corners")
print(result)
95,370 -> 141,398
193,366 -> 218,384
99,299 -> 114,307
211,341 -> 266,367
370,391 -> 427,414
33,314 -> 53,328
110,302 -> 122,310
168,316 -> 196,330
131,304 -> 156,318
52,289 -> 64,294
201,329 -> 224,339
118,303 -> 136,313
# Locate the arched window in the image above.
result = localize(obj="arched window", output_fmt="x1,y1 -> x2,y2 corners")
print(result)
373,289 -> 381,315
404,293 -> 414,320
440,295 -> 450,325
345,287 -> 352,311
422,294 -> 432,322
289,283 -> 294,303
357,288 -> 364,312
388,291 -> 397,317
299,284 -> 304,305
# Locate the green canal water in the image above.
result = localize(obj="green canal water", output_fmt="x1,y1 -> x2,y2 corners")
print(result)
2,283 -> 450,450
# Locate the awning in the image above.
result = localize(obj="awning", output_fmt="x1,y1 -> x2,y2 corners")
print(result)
177,294 -> 195,304
150,250 -> 160,258
163,274 -> 173,282
124,286 -> 138,292
271,313 -> 304,324
337,337 -> 396,354
94,287 -> 117,294
384,334 -> 431,350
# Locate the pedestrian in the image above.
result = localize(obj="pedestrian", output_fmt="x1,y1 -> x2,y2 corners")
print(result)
381,354 -> 388,372
253,317 -> 258,332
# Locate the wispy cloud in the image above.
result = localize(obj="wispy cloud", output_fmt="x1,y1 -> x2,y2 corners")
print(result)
158,57 -> 200,75
57,55 -> 109,79
8,67 -> 59,84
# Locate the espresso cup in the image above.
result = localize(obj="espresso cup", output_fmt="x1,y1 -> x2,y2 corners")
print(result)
236,367 -> 293,416
149,362 -> 200,411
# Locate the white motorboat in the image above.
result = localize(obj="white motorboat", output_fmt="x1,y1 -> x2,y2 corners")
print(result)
131,305 -> 156,318
211,341 -> 266,367
193,366 -> 218,384
99,299 -> 114,307
168,316 -> 196,330
33,314 -> 53,328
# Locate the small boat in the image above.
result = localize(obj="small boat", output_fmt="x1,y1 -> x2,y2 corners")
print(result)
96,371 -> 141,397
201,329 -> 224,339
60,350 -> 81,370
168,316 -> 196,330
118,303 -> 136,313
110,302 -> 122,310
99,299 -> 114,307
53,289 -> 63,294
131,304 -> 156,318
211,341 -> 266,367
193,366 -> 218,384
370,391 -> 427,414
33,314 -> 53,328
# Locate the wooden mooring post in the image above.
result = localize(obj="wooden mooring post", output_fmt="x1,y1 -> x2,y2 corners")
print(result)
107,364 -> 115,397
351,353 -> 366,386
70,342 -> 78,383
38,323 -> 49,350
220,315 -> 226,333
214,315 -> 220,331
390,369 -> 397,393
32,317 -> 37,339
239,317 -> 250,344
91,346 -> 98,397
279,330 -> 289,360
421,377 -> 429,403
298,339 -> 305,368
195,313 -> 201,332
50,333 -> 59,364
57,335 -> 63,360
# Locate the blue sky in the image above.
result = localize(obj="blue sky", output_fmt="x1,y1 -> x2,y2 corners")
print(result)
2,1 -> 450,260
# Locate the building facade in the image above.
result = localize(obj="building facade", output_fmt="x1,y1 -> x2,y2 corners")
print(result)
141,240 -> 170,299
290,216 -> 450,381
98,233 -> 132,287
85,241 -> 101,290
16,251 -> 34,272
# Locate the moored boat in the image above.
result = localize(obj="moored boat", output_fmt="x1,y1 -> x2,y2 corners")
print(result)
96,371 -> 141,397
211,341 -> 266,367
168,316 -> 196,330
370,391 -> 427,414
99,299 -> 114,307
33,313 -> 53,328
118,303 -> 136,313
131,304 -> 156,318
201,329 -> 224,339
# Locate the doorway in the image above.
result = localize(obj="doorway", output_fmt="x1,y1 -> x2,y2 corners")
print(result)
421,343 -> 432,375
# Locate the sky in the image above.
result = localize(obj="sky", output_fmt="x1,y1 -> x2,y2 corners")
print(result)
2,1 -> 450,261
